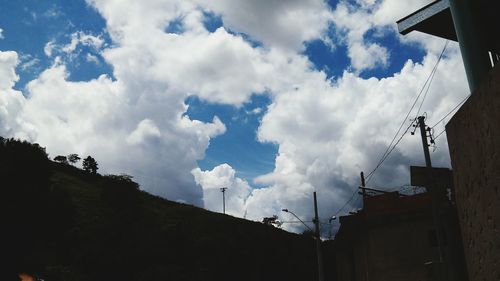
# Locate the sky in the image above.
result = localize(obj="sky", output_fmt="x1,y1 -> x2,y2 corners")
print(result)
0,0 -> 469,234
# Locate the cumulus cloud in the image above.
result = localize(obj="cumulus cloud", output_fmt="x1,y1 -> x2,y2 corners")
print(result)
330,0 -> 434,72
0,0 -> 470,235
255,48 -> 468,226
0,51 -> 25,136
0,51 -> 19,90
192,47 -> 468,233
192,164 -> 252,217
198,0 -> 333,51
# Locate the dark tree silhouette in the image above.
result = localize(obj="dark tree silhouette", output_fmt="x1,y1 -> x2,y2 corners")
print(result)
262,215 -> 281,227
83,156 -> 98,174
67,154 -> 81,165
54,155 -> 68,164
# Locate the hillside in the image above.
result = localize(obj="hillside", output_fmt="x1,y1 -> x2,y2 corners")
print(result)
1,138 -> 333,281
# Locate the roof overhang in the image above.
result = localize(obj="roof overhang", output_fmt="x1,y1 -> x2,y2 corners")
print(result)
397,0 -> 457,41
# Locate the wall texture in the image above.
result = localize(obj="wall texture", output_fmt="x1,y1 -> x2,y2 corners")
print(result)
446,65 -> 500,281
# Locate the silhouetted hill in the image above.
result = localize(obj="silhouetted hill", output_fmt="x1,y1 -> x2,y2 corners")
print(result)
0,138 -> 334,281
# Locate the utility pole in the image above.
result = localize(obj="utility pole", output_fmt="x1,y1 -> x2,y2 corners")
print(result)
416,116 -> 445,262
360,171 -> 366,199
313,192 -> 324,281
417,116 -> 432,168
220,187 -> 227,214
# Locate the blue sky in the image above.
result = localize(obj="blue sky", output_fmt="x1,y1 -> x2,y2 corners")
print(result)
0,0 -> 469,231
2,0 -> 424,183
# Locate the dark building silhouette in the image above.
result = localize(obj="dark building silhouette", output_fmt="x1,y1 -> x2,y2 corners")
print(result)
334,190 -> 467,281
446,66 -> 500,281
398,1 -> 500,281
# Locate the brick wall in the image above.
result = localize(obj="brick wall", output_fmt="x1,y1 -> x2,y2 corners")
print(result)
446,65 -> 500,281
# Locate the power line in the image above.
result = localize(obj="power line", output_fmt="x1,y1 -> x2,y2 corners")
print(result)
365,40 -> 449,184
430,94 -> 470,129
414,41 -> 449,119
333,188 -> 358,217
433,128 -> 447,141
365,120 -> 416,183
427,94 -> 470,148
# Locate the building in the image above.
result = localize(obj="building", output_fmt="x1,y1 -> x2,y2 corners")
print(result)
334,189 -> 467,281
398,1 -> 500,280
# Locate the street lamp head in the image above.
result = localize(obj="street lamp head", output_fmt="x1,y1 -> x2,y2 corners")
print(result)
329,216 -> 337,223
282,209 -> 289,212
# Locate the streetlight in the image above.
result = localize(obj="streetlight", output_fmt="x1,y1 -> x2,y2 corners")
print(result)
282,192 -> 324,281
328,216 -> 337,240
281,209 -> 314,232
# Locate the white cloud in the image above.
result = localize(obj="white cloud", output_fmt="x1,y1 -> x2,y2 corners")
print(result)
126,119 -> 161,145
44,41 -> 56,57
62,32 -> 104,54
0,51 -> 19,90
253,47 -> 468,231
0,28 -> 4,39
192,163 -> 252,217
86,53 -> 100,64
2,60 -> 227,205
0,51 -> 25,136
0,0 -> 470,235
330,0 -> 435,72
198,0 -> 333,51
19,55 -> 41,72
348,41 -> 389,70
44,32 -> 105,62
189,46 -> 468,233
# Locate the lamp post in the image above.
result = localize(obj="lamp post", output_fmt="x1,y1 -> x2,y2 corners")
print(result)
281,209 -> 314,232
328,216 -> 337,240
282,193 -> 325,281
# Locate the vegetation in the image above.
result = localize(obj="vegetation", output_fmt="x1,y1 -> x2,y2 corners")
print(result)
67,154 -> 81,165
54,155 -> 68,164
0,137 -> 334,281
82,155 -> 98,174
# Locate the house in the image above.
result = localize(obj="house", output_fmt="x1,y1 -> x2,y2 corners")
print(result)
334,189 -> 467,281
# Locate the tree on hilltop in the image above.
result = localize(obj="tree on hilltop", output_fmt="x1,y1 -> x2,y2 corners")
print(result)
83,156 -> 98,175
54,155 -> 68,164
67,154 -> 81,165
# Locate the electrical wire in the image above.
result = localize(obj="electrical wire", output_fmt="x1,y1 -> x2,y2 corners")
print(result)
364,40 -> 449,184
426,94 -> 470,149
433,128 -> 447,141
414,41 -> 449,119
430,94 -> 470,129
333,188 -> 359,217
365,120 -> 416,184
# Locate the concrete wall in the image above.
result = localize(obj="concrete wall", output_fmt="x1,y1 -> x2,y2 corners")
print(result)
367,218 -> 437,281
335,215 -> 437,281
446,65 -> 500,281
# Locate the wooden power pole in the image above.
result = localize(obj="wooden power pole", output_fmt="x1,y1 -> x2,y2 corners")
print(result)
417,116 -> 445,262
313,192 -> 325,281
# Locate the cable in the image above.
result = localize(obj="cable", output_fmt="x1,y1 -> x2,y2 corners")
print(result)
334,188 -> 358,217
433,128 -> 447,141
365,120 -> 416,183
414,41 -> 449,119
430,95 -> 470,129
365,40 -> 449,184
